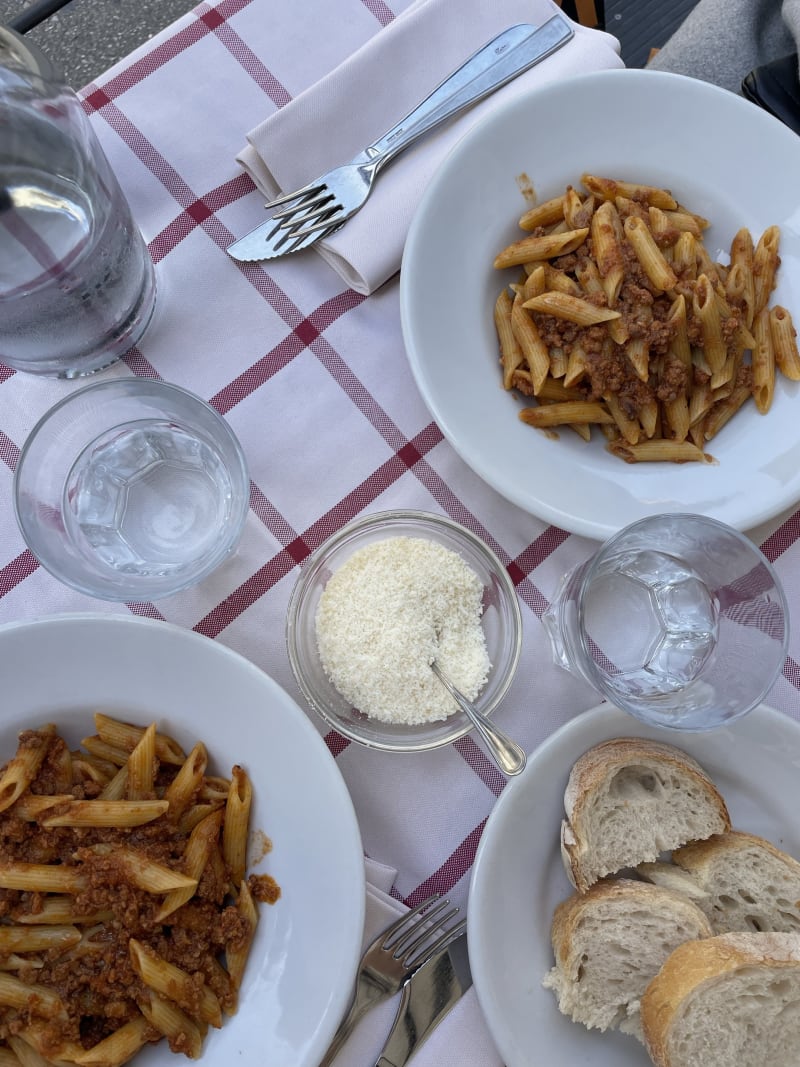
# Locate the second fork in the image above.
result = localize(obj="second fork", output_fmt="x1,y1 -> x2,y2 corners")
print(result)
319,893 -> 466,1067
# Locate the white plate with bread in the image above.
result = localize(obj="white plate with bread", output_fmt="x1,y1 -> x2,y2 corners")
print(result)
467,702 -> 800,1067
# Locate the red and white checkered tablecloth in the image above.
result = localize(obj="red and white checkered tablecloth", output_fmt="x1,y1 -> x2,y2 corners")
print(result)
1,1 -> 800,1061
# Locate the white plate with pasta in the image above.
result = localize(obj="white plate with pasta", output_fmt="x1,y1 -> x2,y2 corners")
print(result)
400,68 -> 800,539
467,702 -> 800,1067
0,613 -> 365,1067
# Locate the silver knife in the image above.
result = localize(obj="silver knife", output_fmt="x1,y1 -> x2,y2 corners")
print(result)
227,16 -> 574,263
374,931 -> 472,1067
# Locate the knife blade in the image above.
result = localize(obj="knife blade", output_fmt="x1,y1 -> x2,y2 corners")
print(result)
374,931 -> 472,1067
227,15 -> 574,263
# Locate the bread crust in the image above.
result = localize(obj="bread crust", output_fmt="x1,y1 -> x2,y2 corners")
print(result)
562,738 -> 731,892
641,932 -> 800,1067
672,828 -> 800,880
550,878 -> 713,969
546,878 -> 714,1038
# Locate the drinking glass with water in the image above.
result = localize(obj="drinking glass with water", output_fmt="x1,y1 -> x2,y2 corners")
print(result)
13,379 -> 250,600
542,514 -> 789,730
0,28 -> 156,377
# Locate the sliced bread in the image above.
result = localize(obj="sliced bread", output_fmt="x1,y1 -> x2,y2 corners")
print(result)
542,878 -> 713,1042
561,737 -> 731,892
641,932 -> 800,1067
638,830 -> 800,934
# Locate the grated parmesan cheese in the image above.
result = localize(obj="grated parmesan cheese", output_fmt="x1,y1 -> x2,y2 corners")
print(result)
315,536 -> 491,725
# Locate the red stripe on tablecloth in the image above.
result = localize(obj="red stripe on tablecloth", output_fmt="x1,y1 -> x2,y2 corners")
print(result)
0,431 -> 20,471
359,0 -> 397,25
193,426 -> 447,636
203,18 -> 291,105
248,483 -> 299,545
403,820 -> 488,907
784,655 -> 800,688
211,289 -> 367,413
86,97 -> 315,336
0,365 -> 15,383
759,511 -> 800,562
121,347 -> 161,378
81,0 -> 258,110
124,602 -> 167,620
453,736 -> 506,796
510,525 -> 575,616
325,731 -> 352,757
0,551 -> 39,595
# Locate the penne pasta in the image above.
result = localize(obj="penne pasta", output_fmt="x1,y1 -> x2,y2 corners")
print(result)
623,215 -> 677,292
0,862 -> 87,894
72,1016 -> 152,1066
129,940 -> 222,1028
94,713 -> 186,766
157,809 -> 224,921
491,172 -> 796,463
769,305 -> 800,380
752,224 -> 780,316
38,799 -> 168,828
0,727 -> 56,814
519,402 -> 615,428
126,722 -> 156,800
580,174 -> 678,209
223,767 -> 252,889
522,291 -> 621,326
0,715 -> 277,1067
692,273 -> 727,375
590,200 -> 625,305
702,385 -> 752,440
517,194 -> 565,231
608,439 -> 710,463
511,293 -> 550,394
493,227 -> 588,270
0,925 -> 80,954
752,307 -> 775,414
0,973 -> 66,1014
225,880 -> 258,993
493,290 -> 525,390
138,991 -> 205,1060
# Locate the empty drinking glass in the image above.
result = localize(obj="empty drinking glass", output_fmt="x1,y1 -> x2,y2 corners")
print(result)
0,27 -> 156,377
14,379 -> 250,600
542,513 -> 789,730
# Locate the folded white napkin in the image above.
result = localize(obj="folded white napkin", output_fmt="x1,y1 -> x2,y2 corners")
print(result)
332,857 -> 502,1066
237,0 -> 623,295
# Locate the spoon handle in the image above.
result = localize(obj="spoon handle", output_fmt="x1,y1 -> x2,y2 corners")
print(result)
431,662 -> 526,776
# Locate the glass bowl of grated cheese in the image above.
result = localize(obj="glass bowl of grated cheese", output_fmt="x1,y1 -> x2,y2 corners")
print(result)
285,509 -> 523,753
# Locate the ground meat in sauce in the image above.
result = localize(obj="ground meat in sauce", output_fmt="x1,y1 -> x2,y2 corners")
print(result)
0,725 -> 279,1059
494,186 -> 774,454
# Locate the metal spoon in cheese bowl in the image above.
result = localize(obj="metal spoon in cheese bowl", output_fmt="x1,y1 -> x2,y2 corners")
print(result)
431,659 -> 526,776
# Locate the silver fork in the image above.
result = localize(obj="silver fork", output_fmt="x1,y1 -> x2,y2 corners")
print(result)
226,15 -> 573,262
319,893 -> 466,1067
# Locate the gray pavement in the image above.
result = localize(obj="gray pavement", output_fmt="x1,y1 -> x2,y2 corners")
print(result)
0,0 -> 196,88
1,0 -> 701,91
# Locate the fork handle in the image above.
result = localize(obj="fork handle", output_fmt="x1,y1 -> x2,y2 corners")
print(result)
362,16 -> 573,171
318,983 -> 385,1067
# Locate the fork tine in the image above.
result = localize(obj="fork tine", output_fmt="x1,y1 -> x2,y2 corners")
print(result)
410,916 -> 468,969
278,207 -> 344,240
271,189 -> 335,224
386,897 -> 452,955
395,903 -> 461,961
263,181 -> 325,211
380,893 -> 440,950
270,222 -> 342,255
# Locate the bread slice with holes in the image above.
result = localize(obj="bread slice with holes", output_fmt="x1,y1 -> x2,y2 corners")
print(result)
641,932 -> 800,1067
543,878 -> 713,1042
638,830 -> 800,935
561,738 -> 731,893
